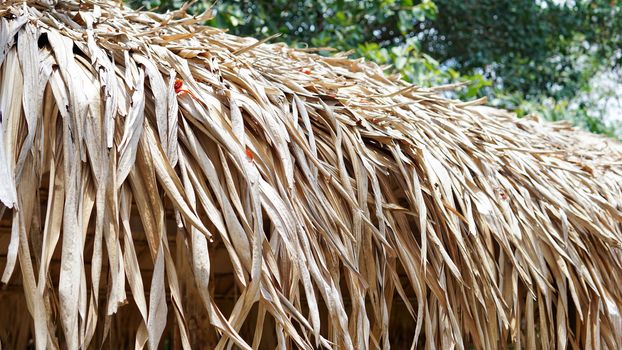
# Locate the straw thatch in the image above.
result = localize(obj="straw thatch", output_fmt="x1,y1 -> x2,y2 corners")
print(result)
0,0 -> 621,349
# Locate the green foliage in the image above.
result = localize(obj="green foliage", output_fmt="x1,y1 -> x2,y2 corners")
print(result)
125,0 -> 621,137
207,0 -> 438,51
419,0 -> 621,135
493,92 -> 619,138
421,0 -> 578,98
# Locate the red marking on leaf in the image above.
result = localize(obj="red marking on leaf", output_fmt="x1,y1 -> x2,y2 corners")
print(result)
174,79 -> 183,93
301,68 -> 312,75
496,187 -> 509,201
174,79 -> 196,98
245,147 -> 254,161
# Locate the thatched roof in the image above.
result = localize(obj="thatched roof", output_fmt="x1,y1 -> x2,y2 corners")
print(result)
1,0 -> 621,348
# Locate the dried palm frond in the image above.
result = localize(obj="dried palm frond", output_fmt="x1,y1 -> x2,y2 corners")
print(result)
0,1 -> 621,349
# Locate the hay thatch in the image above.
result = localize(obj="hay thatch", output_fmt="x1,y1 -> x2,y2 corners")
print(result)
0,0 -> 621,348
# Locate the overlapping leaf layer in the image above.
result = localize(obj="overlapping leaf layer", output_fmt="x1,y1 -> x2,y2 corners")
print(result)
0,1 -> 621,349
